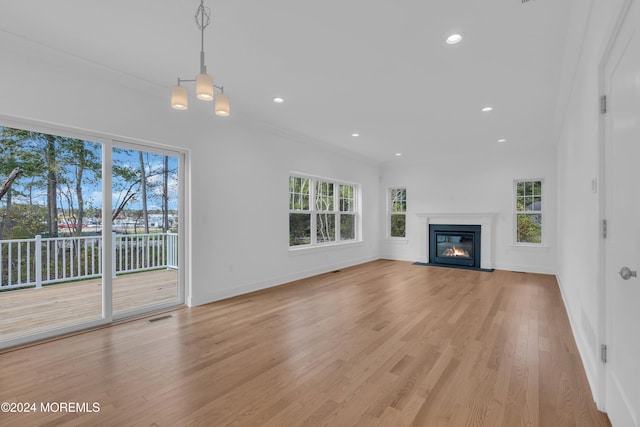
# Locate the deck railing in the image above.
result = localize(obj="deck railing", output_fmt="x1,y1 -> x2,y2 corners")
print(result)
0,232 -> 178,290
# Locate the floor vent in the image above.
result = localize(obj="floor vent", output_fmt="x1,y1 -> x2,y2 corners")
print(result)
147,315 -> 173,323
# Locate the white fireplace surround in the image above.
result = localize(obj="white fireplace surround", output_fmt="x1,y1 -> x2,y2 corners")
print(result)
417,213 -> 497,270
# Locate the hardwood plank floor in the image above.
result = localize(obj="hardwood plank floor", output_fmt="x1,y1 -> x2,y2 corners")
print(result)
0,260 -> 610,426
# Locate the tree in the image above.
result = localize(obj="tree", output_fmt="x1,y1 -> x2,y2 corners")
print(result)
0,127 -> 50,237
56,139 -> 101,235
139,151 -> 149,233
45,134 -> 58,237
0,167 -> 21,202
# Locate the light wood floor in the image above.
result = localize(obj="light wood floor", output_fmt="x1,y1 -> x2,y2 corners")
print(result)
0,260 -> 609,426
0,269 -> 179,341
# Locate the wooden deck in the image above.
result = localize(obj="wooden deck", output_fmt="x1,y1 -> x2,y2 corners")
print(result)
0,269 -> 179,342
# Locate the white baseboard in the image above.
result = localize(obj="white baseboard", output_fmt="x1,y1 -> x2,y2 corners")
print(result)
379,254 -> 415,262
608,371 -> 638,427
555,273 -> 601,409
493,263 -> 557,275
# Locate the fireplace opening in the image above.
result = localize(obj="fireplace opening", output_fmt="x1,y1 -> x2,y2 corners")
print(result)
429,224 -> 481,269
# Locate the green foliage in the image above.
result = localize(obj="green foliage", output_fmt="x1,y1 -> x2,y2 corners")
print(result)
0,127 -> 49,186
517,214 -> 542,243
0,204 -> 47,239
390,214 -> 406,237
289,213 -> 310,245
316,213 -> 335,243
315,181 -> 334,211
516,180 -> 542,212
340,214 -> 355,240
339,184 -> 355,212
391,188 -> 406,213
289,176 -> 309,210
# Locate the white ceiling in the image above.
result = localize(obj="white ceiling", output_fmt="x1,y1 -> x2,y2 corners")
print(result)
0,0 -> 575,162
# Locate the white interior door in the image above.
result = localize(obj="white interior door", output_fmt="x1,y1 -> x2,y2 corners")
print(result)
603,1 -> 640,425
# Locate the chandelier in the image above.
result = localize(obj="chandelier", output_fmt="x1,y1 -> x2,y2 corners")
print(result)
171,0 -> 230,116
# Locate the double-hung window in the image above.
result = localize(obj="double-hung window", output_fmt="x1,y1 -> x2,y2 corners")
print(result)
339,184 -> 356,241
289,174 -> 358,247
515,179 -> 543,244
389,188 -> 407,238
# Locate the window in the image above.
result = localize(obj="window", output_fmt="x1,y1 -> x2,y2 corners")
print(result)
515,179 -> 542,244
390,188 -> 406,238
289,174 -> 358,247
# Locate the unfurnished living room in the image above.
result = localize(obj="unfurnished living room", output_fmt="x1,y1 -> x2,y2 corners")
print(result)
0,0 -> 638,426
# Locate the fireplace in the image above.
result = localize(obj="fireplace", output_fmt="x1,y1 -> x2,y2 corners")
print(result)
418,213 -> 495,270
429,224 -> 481,269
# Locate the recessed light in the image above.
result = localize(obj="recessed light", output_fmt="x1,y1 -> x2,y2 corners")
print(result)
351,133 -> 360,137
481,106 -> 493,112
273,97 -> 284,103
498,139 -> 507,143
395,153 -> 402,157
446,34 -> 463,45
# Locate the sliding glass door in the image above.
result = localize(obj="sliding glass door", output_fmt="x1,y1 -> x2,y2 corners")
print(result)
111,143 -> 182,317
0,123 -> 185,348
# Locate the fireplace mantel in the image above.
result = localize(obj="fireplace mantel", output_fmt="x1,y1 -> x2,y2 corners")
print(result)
417,213 -> 497,269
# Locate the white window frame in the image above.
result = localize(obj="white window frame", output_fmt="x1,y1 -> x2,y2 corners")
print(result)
513,178 -> 544,246
388,187 -> 407,239
289,173 -> 360,249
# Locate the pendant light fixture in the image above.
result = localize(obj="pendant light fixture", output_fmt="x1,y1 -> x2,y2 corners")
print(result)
171,0 -> 230,117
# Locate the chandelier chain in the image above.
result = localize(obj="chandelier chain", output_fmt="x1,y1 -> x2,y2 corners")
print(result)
195,1 -> 211,31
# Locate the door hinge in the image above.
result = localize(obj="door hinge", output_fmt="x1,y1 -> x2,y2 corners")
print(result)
601,344 -> 608,363
602,219 -> 608,238
600,95 -> 607,114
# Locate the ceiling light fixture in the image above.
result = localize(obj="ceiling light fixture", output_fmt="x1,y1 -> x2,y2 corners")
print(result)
446,34 -> 463,45
351,133 -> 360,137
171,0 -> 229,117
273,97 -> 284,103
498,139 -> 507,143
395,153 -> 402,157
481,106 -> 494,112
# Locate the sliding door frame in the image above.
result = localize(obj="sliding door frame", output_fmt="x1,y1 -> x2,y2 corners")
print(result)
111,139 -> 186,319
0,115 -> 189,349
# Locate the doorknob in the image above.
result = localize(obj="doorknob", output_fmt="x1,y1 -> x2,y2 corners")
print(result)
619,267 -> 637,280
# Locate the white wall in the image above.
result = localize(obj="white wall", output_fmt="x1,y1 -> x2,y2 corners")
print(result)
555,0 -> 626,409
188,122 -> 381,305
0,32 -> 381,307
380,145 -> 558,274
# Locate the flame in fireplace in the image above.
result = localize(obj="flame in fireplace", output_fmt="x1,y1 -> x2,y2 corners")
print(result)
443,246 -> 470,257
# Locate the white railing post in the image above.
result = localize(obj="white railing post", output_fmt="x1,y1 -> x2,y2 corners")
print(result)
35,235 -> 42,289
166,231 -> 171,270
111,232 -> 117,279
